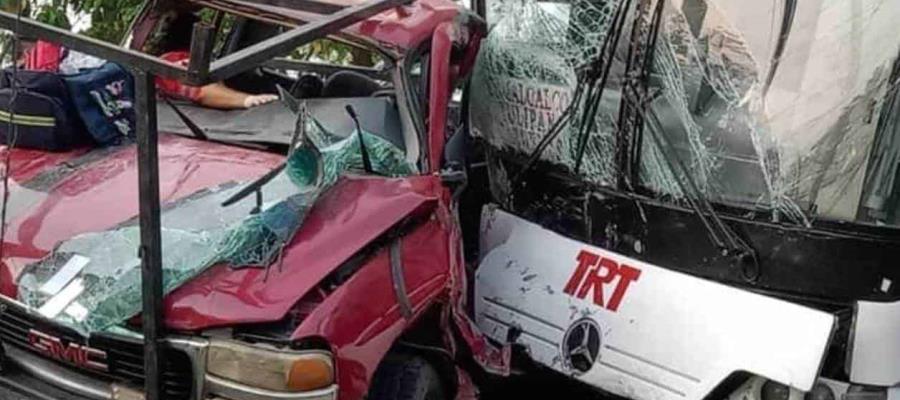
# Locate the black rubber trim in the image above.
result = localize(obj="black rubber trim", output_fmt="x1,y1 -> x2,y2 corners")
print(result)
389,238 -> 414,320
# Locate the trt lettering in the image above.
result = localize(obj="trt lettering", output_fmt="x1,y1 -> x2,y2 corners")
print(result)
564,250 -> 641,312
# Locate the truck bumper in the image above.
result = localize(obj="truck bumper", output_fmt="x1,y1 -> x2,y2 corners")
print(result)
0,345 -> 100,400
0,344 -> 338,400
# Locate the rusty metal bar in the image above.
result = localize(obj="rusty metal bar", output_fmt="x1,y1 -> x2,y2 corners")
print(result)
0,11 -> 189,81
134,70 -> 164,400
207,0 -> 408,82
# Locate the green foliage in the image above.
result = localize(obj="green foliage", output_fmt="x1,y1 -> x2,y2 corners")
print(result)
293,39 -> 380,67
73,0 -> 144,43
293,39 -> 354,65
0,0 -> 375,66
33,1 -> 70,29
1,0 -> 143,43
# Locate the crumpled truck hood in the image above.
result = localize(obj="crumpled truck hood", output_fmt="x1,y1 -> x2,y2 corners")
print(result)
0,136 -> 281,297
163,175 -> 439,331
0,135 -> 437,332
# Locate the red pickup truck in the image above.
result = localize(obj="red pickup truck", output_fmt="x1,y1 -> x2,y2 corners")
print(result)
0,1 -> 508,399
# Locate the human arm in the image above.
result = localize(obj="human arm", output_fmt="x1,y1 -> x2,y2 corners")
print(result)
196,82 -> 278,110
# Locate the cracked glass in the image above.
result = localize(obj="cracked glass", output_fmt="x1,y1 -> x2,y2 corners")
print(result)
642,0 -> 900,226
16,117 -> 414,336
470,0 -> 626,188
472,0 -> 900,228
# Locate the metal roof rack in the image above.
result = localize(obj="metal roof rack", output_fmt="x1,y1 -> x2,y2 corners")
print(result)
0,0 -> 404,85
0,0 -> 407,398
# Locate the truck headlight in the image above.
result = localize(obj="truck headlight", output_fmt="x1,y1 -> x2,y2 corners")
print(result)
206,339 -> 334,392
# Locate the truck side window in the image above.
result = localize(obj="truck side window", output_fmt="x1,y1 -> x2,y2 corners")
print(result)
404,50 -> 431,137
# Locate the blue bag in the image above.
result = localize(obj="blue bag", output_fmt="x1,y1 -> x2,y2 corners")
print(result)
63,63 -> 136,146
0,69 -> 90,151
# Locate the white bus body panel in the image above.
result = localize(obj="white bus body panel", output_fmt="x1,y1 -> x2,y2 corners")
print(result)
474,207 -> 836,399
850,300 -> 900,386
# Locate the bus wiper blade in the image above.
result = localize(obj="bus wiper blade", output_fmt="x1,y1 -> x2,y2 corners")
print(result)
510,0 -> 630,188
641,104 -> 757,272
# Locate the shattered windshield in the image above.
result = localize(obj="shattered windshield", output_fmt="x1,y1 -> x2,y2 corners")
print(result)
472,0 -> 900,228
16,117 -> 414,336
641,0 -> 900,227
470,0 -> 624,189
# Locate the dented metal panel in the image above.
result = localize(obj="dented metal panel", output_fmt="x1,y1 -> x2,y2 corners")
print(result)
164,176 -> 439,331
13,121 -> 413,335
475,206 -> 835,398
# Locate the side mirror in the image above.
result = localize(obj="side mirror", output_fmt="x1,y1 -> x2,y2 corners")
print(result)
442,126 -> 468,170
441,127 -> 469,196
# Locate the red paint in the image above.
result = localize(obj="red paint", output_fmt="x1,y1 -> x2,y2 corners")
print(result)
454,366 -> 479,400
28,329 -> 108,372
427,22 -> 455,171
290,217 -> 452,399
164,176 -> 441,331
564,250 -> 600,295
456,25 -> 485,79
0,146 -> 89,183
564,250 -> 642,312
0,135 -> 281,297
347,0 -> 469,53
608,265 -> 641,312
0,2 -> 506,398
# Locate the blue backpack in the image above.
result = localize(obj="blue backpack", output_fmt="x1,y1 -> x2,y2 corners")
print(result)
0,69 -> 90,151
0,62 -> 136,151
63,62 -> 136,146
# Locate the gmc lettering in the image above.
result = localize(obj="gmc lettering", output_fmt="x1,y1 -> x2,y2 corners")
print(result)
28,329 -> 108,372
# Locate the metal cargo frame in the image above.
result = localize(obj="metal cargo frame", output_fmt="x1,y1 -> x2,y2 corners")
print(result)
0,0 -> 407,398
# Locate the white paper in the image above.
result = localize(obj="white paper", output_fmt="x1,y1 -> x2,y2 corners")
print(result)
38,278 -> 84,319
39,255 -> 89,296
64,302 -> 89,322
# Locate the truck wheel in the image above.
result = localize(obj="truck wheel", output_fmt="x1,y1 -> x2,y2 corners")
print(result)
369,354 -> 446,400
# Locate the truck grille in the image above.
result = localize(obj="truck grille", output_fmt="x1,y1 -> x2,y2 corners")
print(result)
0,300 -> 193,399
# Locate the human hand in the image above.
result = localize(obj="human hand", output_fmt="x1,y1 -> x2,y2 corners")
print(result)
243,94 -> 279,108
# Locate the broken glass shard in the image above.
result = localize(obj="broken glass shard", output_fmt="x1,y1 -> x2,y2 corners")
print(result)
473,0 -> 900,228
17,119 -> 413,336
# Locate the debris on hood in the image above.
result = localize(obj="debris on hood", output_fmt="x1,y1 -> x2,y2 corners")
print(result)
16,118 -> 414,336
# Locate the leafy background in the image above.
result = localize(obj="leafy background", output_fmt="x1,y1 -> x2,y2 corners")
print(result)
0,0 -> 370,65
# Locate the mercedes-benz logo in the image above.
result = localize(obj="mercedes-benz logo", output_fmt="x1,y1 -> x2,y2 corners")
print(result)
561,318 -> 601,375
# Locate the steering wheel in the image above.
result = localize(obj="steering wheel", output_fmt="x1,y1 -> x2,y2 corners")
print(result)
371,88 -> 396,98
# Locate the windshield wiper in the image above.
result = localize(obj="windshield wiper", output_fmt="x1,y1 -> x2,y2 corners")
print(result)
641,103 -> 758,275
277,84 -> 301,114
345,104 -> 375,174
762,0 -> 797,96
616,0 -> 756,270
510,0 -> 632,187
221,91 -> 313,209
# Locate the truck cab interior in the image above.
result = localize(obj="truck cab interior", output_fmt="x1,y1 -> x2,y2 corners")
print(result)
145,8 -> 410,153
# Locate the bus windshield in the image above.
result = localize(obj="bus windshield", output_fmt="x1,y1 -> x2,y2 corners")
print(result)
472,0 -> 900,228
642,0 -> 900,227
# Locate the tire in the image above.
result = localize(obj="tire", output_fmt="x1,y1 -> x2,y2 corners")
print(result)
368,354 -> 446,400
